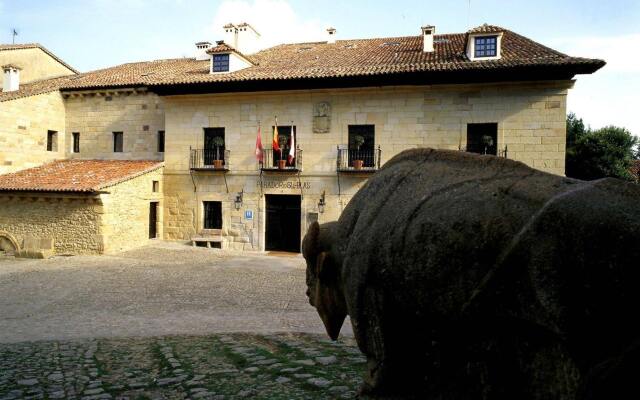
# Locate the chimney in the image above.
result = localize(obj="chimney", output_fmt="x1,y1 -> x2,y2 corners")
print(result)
195,42 -> 213,61
235,22 -> 261,54
421,25 -> 435,52
326,27 -> 337,44
223,23 -> 238,49
2,64 -> 21,92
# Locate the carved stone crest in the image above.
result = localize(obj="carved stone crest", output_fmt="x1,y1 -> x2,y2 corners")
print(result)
313,102 -> 331,133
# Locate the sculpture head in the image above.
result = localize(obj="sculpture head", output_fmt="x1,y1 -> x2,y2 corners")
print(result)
302,221 -> 347,340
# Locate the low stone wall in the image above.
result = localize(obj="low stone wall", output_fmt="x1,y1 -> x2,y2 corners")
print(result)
0,194 -> 104,256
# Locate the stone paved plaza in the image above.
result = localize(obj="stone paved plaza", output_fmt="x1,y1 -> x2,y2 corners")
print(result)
0,333 -> 365,400
0,242 -> 361,399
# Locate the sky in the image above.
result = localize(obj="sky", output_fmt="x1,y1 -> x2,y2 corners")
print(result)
1,0 -> 639,135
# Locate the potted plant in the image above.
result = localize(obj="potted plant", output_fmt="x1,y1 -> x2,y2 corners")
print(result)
277,134 -> 288,169
213,136 -> 225,168
481,135 -> 494,155
352,134 -> 365,170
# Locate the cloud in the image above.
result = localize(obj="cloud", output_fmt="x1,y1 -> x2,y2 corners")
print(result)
550,33 -> 640,73
550,33 -> 640,136
209,0 -> 328,50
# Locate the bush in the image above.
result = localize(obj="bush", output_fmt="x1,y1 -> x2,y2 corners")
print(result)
565,114 -> 638,181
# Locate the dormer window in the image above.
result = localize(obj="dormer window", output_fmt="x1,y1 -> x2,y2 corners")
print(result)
466,29 -> 503,61
474,36 -> 497,58
212,54 -> 230,72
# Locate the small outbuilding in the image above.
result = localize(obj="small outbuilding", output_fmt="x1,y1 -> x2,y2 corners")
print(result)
0,159 -> 163,257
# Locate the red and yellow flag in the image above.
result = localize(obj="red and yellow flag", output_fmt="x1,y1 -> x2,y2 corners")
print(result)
272,117 -> 280,153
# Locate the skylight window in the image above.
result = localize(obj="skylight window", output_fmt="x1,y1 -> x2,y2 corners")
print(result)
212,54 -> 230,72
474,36 -> 497,58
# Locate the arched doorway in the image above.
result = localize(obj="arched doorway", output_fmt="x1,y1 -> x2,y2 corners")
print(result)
0,231 -> 19,256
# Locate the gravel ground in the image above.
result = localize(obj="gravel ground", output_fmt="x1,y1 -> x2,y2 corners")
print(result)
0,241 -> 351,344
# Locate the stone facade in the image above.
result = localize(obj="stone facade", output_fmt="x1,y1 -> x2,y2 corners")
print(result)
0,77 -> 571,254
100,166 -> 164,253
0,167 -> 163,257
64,90 -> 165,161
0,47 -> 75,84
162,81 -> 571,250
0,91 -> 66,174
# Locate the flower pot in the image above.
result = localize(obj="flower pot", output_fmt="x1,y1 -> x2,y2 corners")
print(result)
213,159 -> 224,169
353,160 -> 364,170
278,159 -> 287,170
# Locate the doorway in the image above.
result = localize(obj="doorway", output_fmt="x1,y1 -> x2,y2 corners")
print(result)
203,201 -> 223,230
149,202 -> 158,239
265,194 -> 301,253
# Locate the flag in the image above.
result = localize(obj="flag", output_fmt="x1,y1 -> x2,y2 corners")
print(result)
272,118 -> 280,153
288,126 -> 296,165
255,124 -> 263,162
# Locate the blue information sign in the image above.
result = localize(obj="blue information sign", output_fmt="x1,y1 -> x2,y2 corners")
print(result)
245,210 -> 253,220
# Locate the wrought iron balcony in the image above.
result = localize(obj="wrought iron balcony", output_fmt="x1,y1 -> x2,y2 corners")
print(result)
259,147 -> 303,172
190,148 -> 230,171
337,146 -> 381,173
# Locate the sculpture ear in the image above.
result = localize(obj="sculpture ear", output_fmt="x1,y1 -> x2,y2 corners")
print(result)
305,221 -> 321,258
316,251 -> 338,284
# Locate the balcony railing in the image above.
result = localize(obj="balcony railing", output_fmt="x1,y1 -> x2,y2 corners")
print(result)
459,145 -> 508,158
190,148 -> 230,171
337,146 -> 381,172
260,147 -> 303,172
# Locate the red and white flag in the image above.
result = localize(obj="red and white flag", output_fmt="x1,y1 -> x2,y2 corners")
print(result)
255,124 -> 263,162
288,126 -> 296,165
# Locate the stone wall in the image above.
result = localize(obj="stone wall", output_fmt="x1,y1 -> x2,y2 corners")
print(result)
100,167 -> 164,254
0,91 -> 66,174
64,90 -> 165,161
0,47 -> 75,84
162,81 -> 570,248
163,81 -> 570,176
0,194 -> 104,255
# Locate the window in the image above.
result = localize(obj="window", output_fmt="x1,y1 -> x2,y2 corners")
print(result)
152,181 -> 159,192
467,123 -> 498,155
157,131 -> 165,153
270,126 -> 296,167
203,201 -> 222,229
46,130 -> 57,152
348,125 -> 375,167
72,132 -> 80,153
113,132 -> 123,152
204,127 -> 225,165
474,36 -> 497,58
212,54 -> 230,72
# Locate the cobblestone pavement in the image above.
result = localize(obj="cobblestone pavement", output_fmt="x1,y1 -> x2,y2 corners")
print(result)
0,333 -> 366,399
0,241 -> 351,344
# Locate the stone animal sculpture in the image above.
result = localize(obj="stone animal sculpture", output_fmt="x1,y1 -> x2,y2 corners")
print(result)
302,148 -> 640,399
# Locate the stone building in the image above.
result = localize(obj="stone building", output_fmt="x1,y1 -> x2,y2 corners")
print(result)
0,24 -> 604,255
0,160 -> 163,256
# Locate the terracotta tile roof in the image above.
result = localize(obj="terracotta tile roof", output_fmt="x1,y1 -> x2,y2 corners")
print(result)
0,75 -> 71,102
467,24 -> 505,34
0,43 -> 78,74
0,25 -> 604,102
206,42 -> 239,54
0,160 -> 163,193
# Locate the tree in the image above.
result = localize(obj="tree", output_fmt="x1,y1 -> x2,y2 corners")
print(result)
566,116 -> 638,181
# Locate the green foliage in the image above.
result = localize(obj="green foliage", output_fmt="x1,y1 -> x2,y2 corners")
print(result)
566,114 -> 638,181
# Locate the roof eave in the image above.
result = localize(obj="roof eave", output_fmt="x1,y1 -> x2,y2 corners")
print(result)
152,62 -> 602,96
